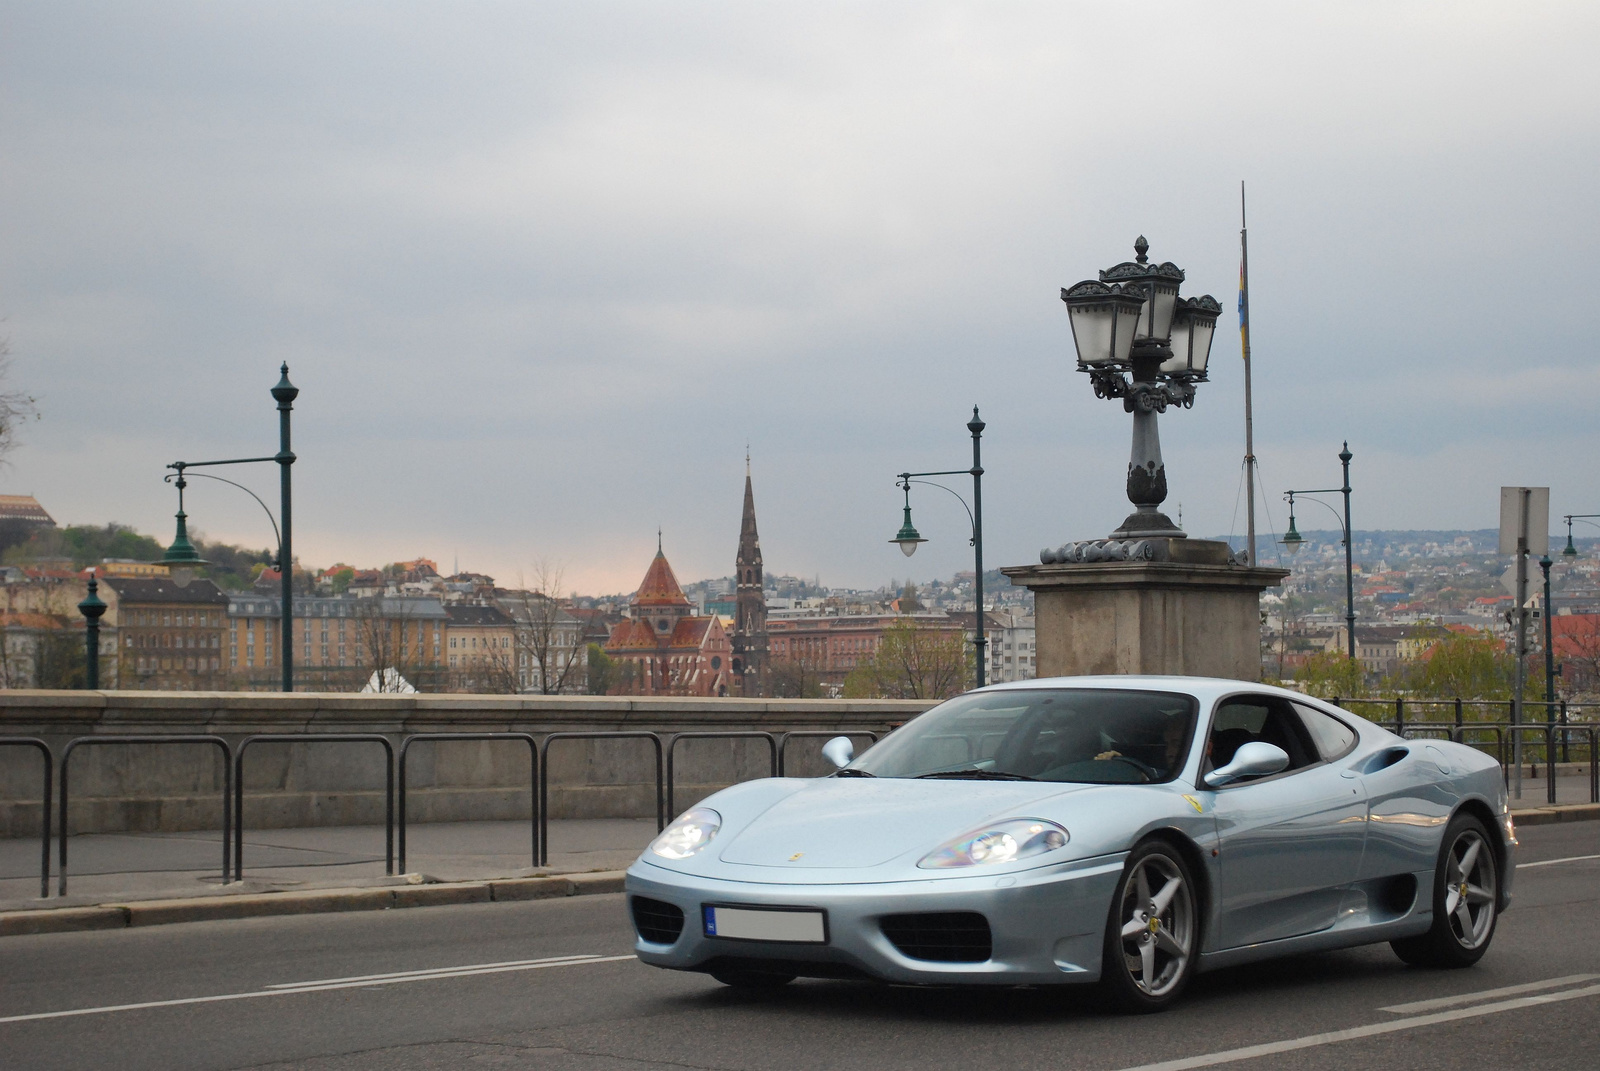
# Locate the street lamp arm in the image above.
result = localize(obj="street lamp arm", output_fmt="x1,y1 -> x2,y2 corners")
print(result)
165,470 -> 283,563
903,478 -> 977,542
1284,491 -> 1349,540
901,468 -> 979,479
169,456 -> 282,469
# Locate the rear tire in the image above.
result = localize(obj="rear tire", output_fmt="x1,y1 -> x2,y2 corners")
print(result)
708,965 -> 796,989
1391,813 -> 1499,968
1097,840 -> 1199,1013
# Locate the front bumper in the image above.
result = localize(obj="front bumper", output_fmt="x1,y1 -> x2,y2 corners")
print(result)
624,854 -> 1125,986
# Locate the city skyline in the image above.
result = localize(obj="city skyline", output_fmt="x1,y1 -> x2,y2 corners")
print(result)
2,4 -> 1596,594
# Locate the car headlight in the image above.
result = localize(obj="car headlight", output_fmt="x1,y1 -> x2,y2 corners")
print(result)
918,818 -> 1069,869
650,808 -> 722,859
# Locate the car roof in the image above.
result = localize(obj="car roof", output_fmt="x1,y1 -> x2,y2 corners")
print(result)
977,675 -> 1325,707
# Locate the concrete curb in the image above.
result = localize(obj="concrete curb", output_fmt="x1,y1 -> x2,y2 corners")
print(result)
1511,802 -> 1600,827
0,871 -> 627,937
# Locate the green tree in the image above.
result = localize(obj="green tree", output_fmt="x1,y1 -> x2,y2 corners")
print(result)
843,619 -> 972,700
585,643 -> 616,695
330,567 -> 355,594
34,629 -> 86,689
1397,630 -> 1513,702
1294,650 -> 1367,700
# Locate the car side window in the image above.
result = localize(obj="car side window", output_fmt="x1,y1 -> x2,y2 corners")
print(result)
1292,702 -> 1359,761
1207,696 -> 1318,780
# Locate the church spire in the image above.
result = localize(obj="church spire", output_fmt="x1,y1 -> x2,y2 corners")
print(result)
732,456 -> 768,696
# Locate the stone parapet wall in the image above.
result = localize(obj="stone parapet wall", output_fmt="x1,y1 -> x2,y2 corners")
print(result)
0,691 -> 932,836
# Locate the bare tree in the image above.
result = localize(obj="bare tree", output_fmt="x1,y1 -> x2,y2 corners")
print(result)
0,347 -> 39,465
352,597 -> 430,692
842,619 -> 972,700
767,652 -> 827,698
502,562 -> 585,694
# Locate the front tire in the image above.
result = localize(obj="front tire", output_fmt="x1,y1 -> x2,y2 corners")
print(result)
1098,840 -> 1199,1013
1391,813 -> 1499,968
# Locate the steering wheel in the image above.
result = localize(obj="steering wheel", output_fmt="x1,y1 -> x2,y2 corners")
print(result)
1106,755 -> 1158,782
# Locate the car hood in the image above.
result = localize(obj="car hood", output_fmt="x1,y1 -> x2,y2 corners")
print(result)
715,776 -> 1093,869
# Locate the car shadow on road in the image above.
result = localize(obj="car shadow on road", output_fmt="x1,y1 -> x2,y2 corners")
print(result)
653,945 -> 1413,1024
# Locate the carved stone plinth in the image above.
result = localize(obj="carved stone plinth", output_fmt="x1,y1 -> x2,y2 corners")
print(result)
1003,540 -> 1287,681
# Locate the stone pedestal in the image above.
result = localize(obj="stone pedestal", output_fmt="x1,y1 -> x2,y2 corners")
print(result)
1003,539 -> 1287,681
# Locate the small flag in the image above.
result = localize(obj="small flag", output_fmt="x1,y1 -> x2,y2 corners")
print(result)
1238,245 -> 1249,355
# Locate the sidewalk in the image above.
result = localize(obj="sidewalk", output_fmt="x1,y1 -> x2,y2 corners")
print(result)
3,791 -> 1595,936
0,817 -> 659,913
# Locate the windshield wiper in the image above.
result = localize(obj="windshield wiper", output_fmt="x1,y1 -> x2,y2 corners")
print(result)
834,768 -> 876,777
916,770 -> 1038,781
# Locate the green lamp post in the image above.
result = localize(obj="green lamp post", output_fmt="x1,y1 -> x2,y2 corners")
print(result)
889,407 -> 986,688
1280,443 -> 1357,661
156,364 -> 297,691
76,576 -> 107,690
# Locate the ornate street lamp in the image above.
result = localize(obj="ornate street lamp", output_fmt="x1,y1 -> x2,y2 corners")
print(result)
159,467 -> 211,584
155,364 -> 298,691
1561,513 -> 1600,558
1061,237 -> 1220,537
888,408 -> 987,688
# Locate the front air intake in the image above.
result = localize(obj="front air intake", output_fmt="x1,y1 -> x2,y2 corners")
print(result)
880,912 -> 993,962
631,896 -> 685,944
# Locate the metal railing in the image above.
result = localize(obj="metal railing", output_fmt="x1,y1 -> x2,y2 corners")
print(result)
58,735 -> 232,896
665,731 -> 777,821
537,731 -> 664,867
0,737 -> 52,898
397,732 -> 538,874
233,734 -> 394,882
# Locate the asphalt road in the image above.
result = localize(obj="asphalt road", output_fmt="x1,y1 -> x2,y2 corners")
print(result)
2,823 -> 1598,1071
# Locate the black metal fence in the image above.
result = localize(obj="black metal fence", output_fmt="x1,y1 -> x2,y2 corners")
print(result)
57,735 -> 232,895
397,732 -> 537,874
0,737 -> 51,898
13,708 -> 1597,901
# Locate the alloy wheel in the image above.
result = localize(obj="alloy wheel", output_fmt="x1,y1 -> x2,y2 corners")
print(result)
1443,828 -> 1497,949
1117,852 -> 1195,997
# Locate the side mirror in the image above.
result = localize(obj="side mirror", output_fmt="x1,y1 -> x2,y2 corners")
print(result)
1204,741 -> 1290,787
821,736 -> 855,769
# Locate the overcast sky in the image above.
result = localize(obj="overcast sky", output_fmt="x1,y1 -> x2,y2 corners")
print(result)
2,2 -> 1595,595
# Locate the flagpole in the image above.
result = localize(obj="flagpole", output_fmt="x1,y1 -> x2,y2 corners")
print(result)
1240,181 -> 1257,565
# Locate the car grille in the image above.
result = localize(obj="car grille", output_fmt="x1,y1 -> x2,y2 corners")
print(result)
880,912 -> 993,962
630,896 -> 685,944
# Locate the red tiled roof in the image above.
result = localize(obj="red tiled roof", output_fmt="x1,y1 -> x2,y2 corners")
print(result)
634,551 -> 690,607
670,618 -> 711,646
608,619 -> 663,649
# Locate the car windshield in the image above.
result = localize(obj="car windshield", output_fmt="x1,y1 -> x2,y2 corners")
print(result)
849,688 -> 1198,784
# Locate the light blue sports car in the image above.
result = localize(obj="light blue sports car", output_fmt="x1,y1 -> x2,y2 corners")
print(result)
625,677 -> 1514,1011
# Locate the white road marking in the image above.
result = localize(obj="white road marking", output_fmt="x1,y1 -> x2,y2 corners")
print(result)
1518,853 -> 1600,869
263,954 -> 603,988
1379,974 -> 1600,1014
0,954 -> 637,1026
1111,983 -> 1600,1071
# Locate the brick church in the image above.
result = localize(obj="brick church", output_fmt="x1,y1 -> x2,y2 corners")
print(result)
604,463 -> 770,697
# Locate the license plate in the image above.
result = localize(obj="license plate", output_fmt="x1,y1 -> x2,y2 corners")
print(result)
703,904 -> 827,943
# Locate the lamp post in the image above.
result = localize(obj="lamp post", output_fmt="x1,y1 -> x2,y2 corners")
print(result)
1060,237 -> 1220,537
1540,554 -> 1555,713
1279,443 -> 1356,661
76,576 -> 106,689
889,408 -> 987,689
157,364 -> 298,692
